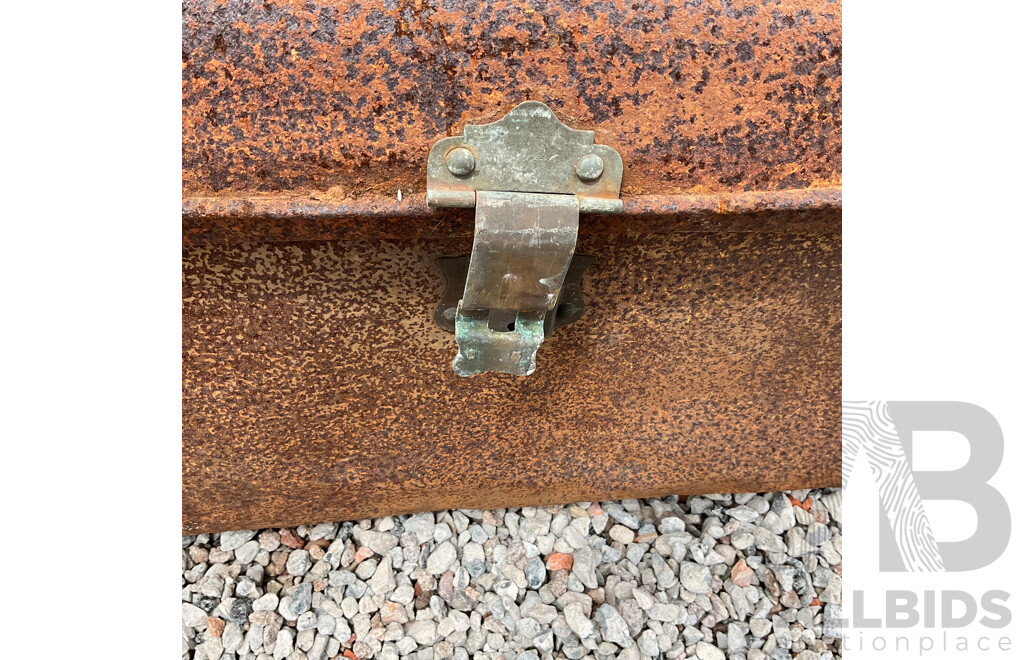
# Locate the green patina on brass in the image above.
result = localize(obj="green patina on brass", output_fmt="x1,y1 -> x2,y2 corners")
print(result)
453,307 -> 547,377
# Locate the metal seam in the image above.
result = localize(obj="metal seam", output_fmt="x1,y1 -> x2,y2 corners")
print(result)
182,187 -> 841,219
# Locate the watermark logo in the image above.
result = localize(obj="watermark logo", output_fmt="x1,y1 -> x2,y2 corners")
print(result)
842,401 -> 1013,654
843,401 -> 1010,572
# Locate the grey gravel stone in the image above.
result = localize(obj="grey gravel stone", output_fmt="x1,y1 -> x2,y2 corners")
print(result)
594,604 -> 634,647
604,503 -> 641,530
727,622 -> 747,653
287,583 -> 312,619
806,521 -> 832,546
823,603 -> 842,638
682,625 -> 704,646
678,561 -> 712,594
184,489 -> 841,659
770,493 -> 797,532
462,542 -> 485,578
525,557 -> 546,589
228,598 -> 252,624
404,513 -> 435,544
286,550 -> 311,576
650,553 -> 676,590
571,546 -> 598,589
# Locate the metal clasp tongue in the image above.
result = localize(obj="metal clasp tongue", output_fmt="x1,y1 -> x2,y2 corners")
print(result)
452,191 -> 579,376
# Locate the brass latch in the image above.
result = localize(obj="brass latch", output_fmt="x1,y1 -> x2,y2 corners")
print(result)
427,101 -> 623,376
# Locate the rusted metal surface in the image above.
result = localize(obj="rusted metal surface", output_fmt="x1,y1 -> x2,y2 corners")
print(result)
182,221 -> 840,533
182,0 -> 841,201
181,0 -> 842,531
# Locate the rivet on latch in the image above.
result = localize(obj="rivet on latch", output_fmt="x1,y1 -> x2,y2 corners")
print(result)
574,154 -> 605,182
445,147 -> 476,177
426,101 -> 623,376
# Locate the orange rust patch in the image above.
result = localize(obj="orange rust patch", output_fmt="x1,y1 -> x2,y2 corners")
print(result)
182,0 -> 841,200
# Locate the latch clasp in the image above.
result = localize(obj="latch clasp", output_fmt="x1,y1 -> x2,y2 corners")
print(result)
426,102 -> 623,376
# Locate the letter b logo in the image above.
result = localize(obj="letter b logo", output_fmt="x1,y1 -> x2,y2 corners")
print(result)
843,401 -> 1010,572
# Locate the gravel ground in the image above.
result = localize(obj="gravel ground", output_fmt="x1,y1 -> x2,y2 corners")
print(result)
182,490 -> 842,660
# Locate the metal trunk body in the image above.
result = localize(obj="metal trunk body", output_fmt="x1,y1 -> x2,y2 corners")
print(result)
182,0 -> 842,533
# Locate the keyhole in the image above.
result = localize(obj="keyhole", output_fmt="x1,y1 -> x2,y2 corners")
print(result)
488,309 -> 518,332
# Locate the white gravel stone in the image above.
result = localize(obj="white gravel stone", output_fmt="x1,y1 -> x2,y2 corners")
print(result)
235,539 -> 260,564
222,622 -> 244,652
609,524 -> 636,544
678,561 -> 712,594
638,628 -> 660,655
182,602 -> 207,628
370,554 -> 396,595
309,523 -> 338,541
648,602 -> 680,622
353,527 -> 399,555
564,602 -> 595,639
406,619 -> 439,645
220,530 -> 257,551
200,637 -> 223,660
391,583 -> 415,605
427,541 -> 457,575
273,628 -> 294,659
520,600 -> 557,625
253,593 -> 279,611
657,516 -> 687,534
696,640 -> 726,660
